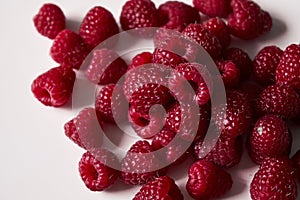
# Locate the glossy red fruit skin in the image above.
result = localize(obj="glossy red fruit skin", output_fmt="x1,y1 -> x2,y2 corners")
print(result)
33,3 -> 65,39
216,60 -> 240,88
186,160 -> 233,199
133,176 -> 184,200
152,48 -> 187,69
250,157 -> 297,200
79,149 -> 119,191
31,66 -> 75,107
193,0 -> 232,18
127,52 -> 153,71
292,150 -> 300,182
247,114 -> 292,164
255,84 -> 300,119
79,6 -> 119,48
158,1 -> 201,32
253,46 -> 283,85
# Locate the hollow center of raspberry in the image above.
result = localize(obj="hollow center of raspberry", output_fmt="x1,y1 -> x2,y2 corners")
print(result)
87,164 -> 98,180
135,117 -> 150,127
188,81 -> 199,93
40,89 -> 51,99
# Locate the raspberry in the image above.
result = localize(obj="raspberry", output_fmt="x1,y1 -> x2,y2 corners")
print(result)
247,114 -> 292,164
165,102 -> 210,142
193,0 -> 231,17
79,149 -> 119,191
152,128 -> 175,150
194,135 -> 243,168
214,90 -> 252,137
64,108 -> 103,150
127,52 -> 153,71
216,60 -> 240,88
182,24 -> 222,59
250,157 -> 297,200
33,3 -> 65,39
292,150 -> 300,182
223,47 -> 253,81
120,0 -> 159,31
253,46 -> 283,85
238,80 -> 264,109
133,176 -> 183,200
120,140 -> 163,185
186,160 -> 233,199
203,18 -> 231,49
152,48 -> 187,69
255,84 -> 300,119
79,6 -> 119,48
158,1 -> 200,32
31,66 -> 75,107
50,30 -> 90,70
85,49 -> 128,85
228,0 -> 272,40
276,44 -> 300,92
95,84 -> 127,124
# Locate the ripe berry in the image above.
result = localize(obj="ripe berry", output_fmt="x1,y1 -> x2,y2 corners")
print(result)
216,60 -> 240,88
255,84 -> 300,119
121,140 -> 163,185
152,48 -> 187,69
253,46 -> 283,85
31,66 -> 75,107
120,0 -> 159,31
223,47 -> 253,81
64,108 -> 103,150
127,52 -> 153,71
193,0 -> 231,18
250,157 -> 297,200
186,160 -> 233,199
228,0 -> 272,40
85,49 -> 128,85
50,30 -> 90,70
133,176 -> 183,200
247,114 -> 292,164
214,90 -> 252,137
33,3 -> 65,39
276,44 -> 300,92
194,135 -> 243,168
79,149 -> 119,191
79,6 -> 119,48
203,17 -> 231,49
158,1 -> 200,32
152,128 -> 175,150
182,23 -> 222,59
292,150 -> 300,182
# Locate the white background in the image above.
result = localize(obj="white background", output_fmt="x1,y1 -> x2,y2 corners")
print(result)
0,0 -> 300,199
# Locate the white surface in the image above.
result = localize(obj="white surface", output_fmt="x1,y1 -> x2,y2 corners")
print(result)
0,0 -> 300,199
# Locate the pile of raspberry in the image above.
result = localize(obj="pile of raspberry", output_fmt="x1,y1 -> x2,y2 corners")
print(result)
31,0 -> 300,199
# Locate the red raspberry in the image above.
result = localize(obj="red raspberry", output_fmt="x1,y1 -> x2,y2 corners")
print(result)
203,18 -> 231,49
121,140 -> 163,185
128,105 -> 166,139
79,6 -> 119,48
292,150 -> 300,182
64,108 -> 103,150
247,114 -> 292,164
120,0 -> 159,31
152,48 -> 187,69
276,44 -> 300,92
95,84 -> 127,124
133,176 -> 183,200
31,66 -> 75,107
194,135 -> 243,168
255,84 -> 300,119
223,47 -> 253,81
182,24 -> 222,59
85,49 -> 128,85
238,80 -> 264,110
33,3 -> 65,39
158,1 -> 200,32
193,0 -> 231,18
186,160 -> 233,199
50,30 -> 90,70
250,157 -> 297,200
152,128 -> 175,150
169,63 -> 211,106
79,149 -> 119,191
216,60 -> 240,88
253,46 -> 283,85
127,52 -> 153,71
165,102 -> 210,142
214,90 -> 252,137
228,0 -> 272,40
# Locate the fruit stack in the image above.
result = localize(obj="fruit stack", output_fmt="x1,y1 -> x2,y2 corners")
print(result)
31,0 -> 300,199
